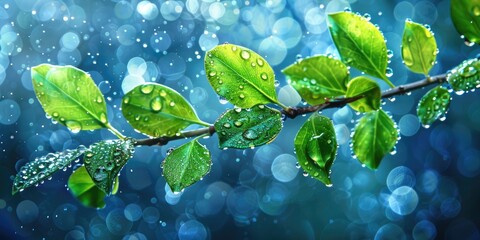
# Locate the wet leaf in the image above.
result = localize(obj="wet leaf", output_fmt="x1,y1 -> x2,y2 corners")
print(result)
68,166 -> 116,208
447,58 -> 480,94
451,0 -> 480,45
352,109 -> 398,169
162,139 -> 211,192
282,55 -> 349,105
417,86 -> 451,126
328,12 -> 394,87
214,105 -> 282,149
346,76 -> 381,112
31,64 -> 109,132
401,20 -> 437,75
12,145 -> 86,195
294,113 -> 337,185
122,83 -> 207,137
205,44 -> 281,108
83,139 -> 135,194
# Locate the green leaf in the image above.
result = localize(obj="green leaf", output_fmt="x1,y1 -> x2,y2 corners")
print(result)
122,83 -> 207,137
401,20 -> 437,75
352,109 -> 398,169
417,86 -> 451,126
447,58 -> 480,94
162,139 -> 211,192
282,55 -> 349,105
346,76 -> 381,112
294,113 -> 337,185
31,64 -> 109,132
83,139 -> 134,194
12,146 -> 86,195
68,166 -> 110,208
451,0 -> 480,45
214,105 -> 283,149
328,12 -> 394,87
205,44 -> 282,108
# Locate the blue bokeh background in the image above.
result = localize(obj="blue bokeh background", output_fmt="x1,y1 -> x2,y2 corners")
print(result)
1,0 -> 480,239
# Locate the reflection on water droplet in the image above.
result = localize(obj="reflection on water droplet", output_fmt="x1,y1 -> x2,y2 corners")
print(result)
140,84 -> 154,94
123,97 -> 130,104
242,129 -> 258,140
209,71 -> 216,77
66,120 -> 82,133
241,50 -> 250,60
223,123 -> 231,128
150,97 -> 163,112
257,58 -> 264,66
100,113 -> 107,123
260,73 -> 268,80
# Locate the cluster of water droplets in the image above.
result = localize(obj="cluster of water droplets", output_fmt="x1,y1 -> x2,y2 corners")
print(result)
446,58 -> 480,95
13,145 -> 87,194
83,139 -> 135,194
417,86 -> 451,128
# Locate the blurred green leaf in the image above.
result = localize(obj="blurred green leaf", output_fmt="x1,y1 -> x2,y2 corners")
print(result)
282,55 -> 349,105
417,86 -> 451,126
346,76 -> 381,112
122,83 -> 207,137
214,105 -> 282,149
83,139 -> 134,194
294,113 -> 337,185
328,12 -> 394,87
451,0 -> 480,45
205,44 -> 282,108
12,146 -> 86,195
31,64 -> 109,132
352,109 -> 398,169
401,20 -> 437,75
447,58 -> 480,94
68,166 -> 113,209
162,139 -> 211,192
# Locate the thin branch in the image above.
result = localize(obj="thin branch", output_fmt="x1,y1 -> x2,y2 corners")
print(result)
134,73 -> 447,146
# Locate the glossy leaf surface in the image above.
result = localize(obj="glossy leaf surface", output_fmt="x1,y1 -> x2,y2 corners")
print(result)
294,113 -> 337,185
283,55 -> 349,105
352,109 -> 398,169
162,140 -> 211,192
205,44 -> 280,108
214,105 -> 282,149
83,139 -> 134,194
68,166 -> 110,208
346,76 -> 381,112
31,64 -> 108,132
451,0 -> 480,45
328,12 -> 393,87
417,86 -> 451,126
122,83 -> 206,137
401,20 -> 437,75
12,146 -> 86,194
447,58 -> 480,94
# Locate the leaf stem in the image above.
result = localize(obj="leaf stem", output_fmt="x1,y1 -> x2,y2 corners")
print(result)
383,76 -> 396,88
133,73 -> 447,146
106,124 -> 126,140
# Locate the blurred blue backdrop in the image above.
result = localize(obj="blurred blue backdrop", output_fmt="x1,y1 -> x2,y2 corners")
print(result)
1,0 -> 480,239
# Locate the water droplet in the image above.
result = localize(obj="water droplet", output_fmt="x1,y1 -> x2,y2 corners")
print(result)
386,67 -> 393,77
257,58 -> 264,66
96,96 -> 103,103
150,97 -> 163,112
240,50 -> 250,60
239,94 -> 245,99
242,129 -> 258,140
209,71 -> 216,77
160,90 -> 167,97
93,167 -> 108,181
473,6 -> 480,16
260,73 -> 268,80
140,84 -> 154,94
234,121 -> 243,127
100,113 -> 107,123
66,120 -> 81,133
387,50 -> 393,58
223,123 -> 231,128
231,46 -> 237,52
123,97 -> 130,104
169,101 -> 175,107
52,112 -> 59,118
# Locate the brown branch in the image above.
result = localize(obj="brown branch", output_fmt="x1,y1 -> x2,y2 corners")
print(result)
134,73 -> 447,146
